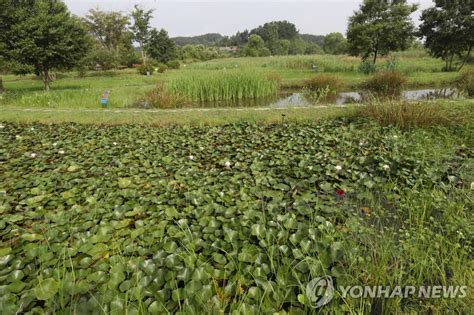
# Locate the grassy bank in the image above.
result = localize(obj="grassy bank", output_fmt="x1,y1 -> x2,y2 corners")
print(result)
1,99 -> 472,126
0,105 -> 357,125
0,53 -> 469,109
0,115 -> 472,313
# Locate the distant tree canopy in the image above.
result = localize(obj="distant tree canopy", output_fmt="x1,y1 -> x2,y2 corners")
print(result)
173,33 -> 224,46
324,32 -> 348,55
131,5 -> 154,65
242,35 -> 271,57
223,21 -> 324,56
148,29 -> 178,64
0,0 -> 90,90
347,0 -> 417,64
180,45 -> 220,61
418,0 -> 474,71
250,21 -> 299,42
82,9 -> 137,69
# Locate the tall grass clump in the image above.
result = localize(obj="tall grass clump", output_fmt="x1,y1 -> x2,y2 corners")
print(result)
359,100 -> 467,130
361,72 -> 406,98
304,74 -> 344,93
455,69 -> 474,96
135,84 -> 190,109
302,74 -> 344,103
165,70 -> 279,103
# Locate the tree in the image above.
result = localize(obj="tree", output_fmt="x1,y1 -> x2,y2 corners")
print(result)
1,0 -> 90,90
242,35 -> 271,57
148,28 -> 178,63
131,5 -> 154,65
83,9 -> 130,60
268,39 -> 290,56
418,0 -> 474,71
289,37 -> 309,55
250,21 -> 299,42
347,0 -> 417,64
324,33 -> 348,55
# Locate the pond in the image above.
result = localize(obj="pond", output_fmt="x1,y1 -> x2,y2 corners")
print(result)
272,88 -> 461,108
193,88 -> 461,109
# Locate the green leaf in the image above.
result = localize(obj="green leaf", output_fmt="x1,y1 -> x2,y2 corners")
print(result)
34,278 -> 59,300
118,178 -> 132,188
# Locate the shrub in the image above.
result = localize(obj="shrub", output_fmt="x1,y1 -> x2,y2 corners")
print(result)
384,58 -> 399,72
136,85 -> 190,109
157,63 -> 168,73
359,99 -> 467,130
304,74 -> 344,94
265,73 -> 283,86
358,60 -> 377,74
455,69 -> 474,96
361,72 -> 406,97
303,86 -> 331,104
167,60 -> 181,69
138,64 -> 154,76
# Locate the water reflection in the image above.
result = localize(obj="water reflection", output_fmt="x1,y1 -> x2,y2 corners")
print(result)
196,88 -> 461,108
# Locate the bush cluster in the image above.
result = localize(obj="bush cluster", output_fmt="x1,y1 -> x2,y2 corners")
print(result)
137,64 -> 155,76
304,74 -> 344,94
455,69 -> 474,96
359,99 -> 467,129
166,60 -> 181,69
361,72 -> 406,97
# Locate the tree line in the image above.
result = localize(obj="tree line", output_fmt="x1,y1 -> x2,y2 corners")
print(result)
0,0 -> 472,91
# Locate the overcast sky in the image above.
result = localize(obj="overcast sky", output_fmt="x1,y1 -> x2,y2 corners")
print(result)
63,0 -> 433,37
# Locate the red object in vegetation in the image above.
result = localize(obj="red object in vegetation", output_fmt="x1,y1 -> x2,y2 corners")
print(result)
336,189 -> 345,197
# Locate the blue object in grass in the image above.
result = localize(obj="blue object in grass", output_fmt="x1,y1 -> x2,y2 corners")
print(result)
101,90 -> 110,106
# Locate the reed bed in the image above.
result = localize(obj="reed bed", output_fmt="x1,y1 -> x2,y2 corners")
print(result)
165,70 -> 279,102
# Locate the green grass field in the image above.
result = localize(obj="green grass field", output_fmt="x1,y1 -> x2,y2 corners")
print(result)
0,52 -> 468,110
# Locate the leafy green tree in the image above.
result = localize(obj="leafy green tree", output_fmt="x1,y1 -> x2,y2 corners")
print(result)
324,32 -> 348,55
83,9 -> 130,59
251,21 -> 299,42
242,35 -> 271,57
418,0 -> 474,71
131,5 -> 154,65
268,39 -> 290,56
0,0 -> 90,90
347,0 -> 417,64
180,45 -> 220,61
229,30 -> 250,46
148,28 -> 178,63
289,37 -> 309,55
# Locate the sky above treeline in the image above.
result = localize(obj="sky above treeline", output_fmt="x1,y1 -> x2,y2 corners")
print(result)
64,0 -> 433,37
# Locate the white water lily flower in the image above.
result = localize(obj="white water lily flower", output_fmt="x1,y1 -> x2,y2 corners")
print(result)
224,161 -> 231,168
393,135 -> 399,139
16,135 -> 22,140
30,153 -> 37,158
0,124 -> 4,129
58,150 -> 65,155
383,164 -> 390,171
30,127 -> 35,131
188,155 -> 194,160
52,142 -> 58,147
113,142 -> 118,146
335,165 -> 342,171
